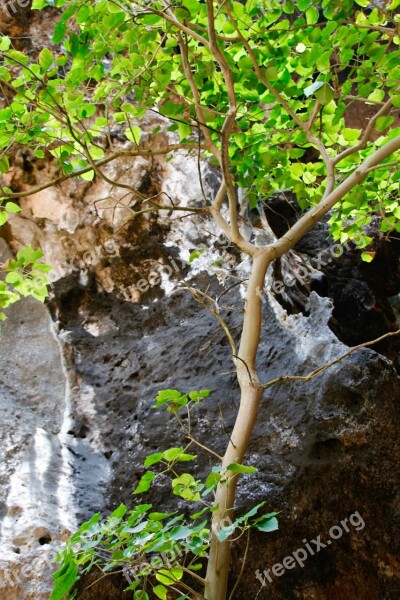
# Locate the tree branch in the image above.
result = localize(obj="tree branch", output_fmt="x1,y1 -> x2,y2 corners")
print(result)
263,329 -> 400,389
269,134 -> 400,258
177,31 -> 221,161
206,0 -> 244,247
332,97 -> 395,166
0,145 -> 198,200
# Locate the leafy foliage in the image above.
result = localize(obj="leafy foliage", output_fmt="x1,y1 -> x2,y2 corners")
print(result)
0,0 -> 398,251
51,390 -> 276,598
0,246 -> 50,320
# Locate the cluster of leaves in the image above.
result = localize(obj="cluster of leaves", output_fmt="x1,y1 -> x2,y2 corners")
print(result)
329,167 -> 400,245
0,137 -> 50,320
0,246 -> 50,320
0,0 -> 398,254
51,502 -> 209,600
51,390 -> 278,599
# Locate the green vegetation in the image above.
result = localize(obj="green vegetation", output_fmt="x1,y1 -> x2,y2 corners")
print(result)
51,389 -> 277,600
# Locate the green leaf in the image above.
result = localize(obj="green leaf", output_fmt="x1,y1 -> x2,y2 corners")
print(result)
204,470 -> 222,489
133,471 -> 156,494
241,502 -> 266,520
5,272 -> 22,285
177,122 -> 192,140
53,22 -> 67,44
155,389 -> 183,405
50,558 -> 78,600
255,516 -> 279,532
155,567 -> 183,586
77,5 -> 90,23
217,522 -> 236,542
0,36 -> 11,51
315,83 -> 334,105
125,581 -> 141,591
189,562 -> 203,571
69,512 -> 101,543
368,89 -> 385,103
226,463 -> 258,474
144,452 -> 164,467
163,447 -> 185,462
6,49 -> 29,65
361,251 -> 375,263
110,503 -> 127,519
170,525 -> 192,540
32,0 -> 47,8
154,389 -> 189,411
0,211 -> 7,226
305,6 -> 319,24
125,126 -> 141,144
163,447 -> 196,462
134,592 -> 149,600
38,48 -> 53,71
153,585 -> 168,600
78,104 -> 97,120
188,389 -> 211,401
188,248 -> 206,263
5,202 -> 21,214
149,511 -> 176,520
16,246 -> 43,263
375,116 -> 394,132
342,128 -> 361,142
172,473 -> 201,502
80,170 -> 94,181
264,66 -> 278,80
0,156 -> 9,173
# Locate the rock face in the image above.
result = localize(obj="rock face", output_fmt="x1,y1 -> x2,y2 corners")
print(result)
235,294 -> 400,600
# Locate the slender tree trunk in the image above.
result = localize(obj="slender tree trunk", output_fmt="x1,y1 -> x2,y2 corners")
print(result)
204,250 -> 272,600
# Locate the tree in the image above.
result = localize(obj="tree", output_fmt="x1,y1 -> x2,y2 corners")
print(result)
1,0 -> 400,598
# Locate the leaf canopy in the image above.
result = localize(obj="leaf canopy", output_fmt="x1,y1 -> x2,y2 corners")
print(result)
0,0 -> 398,254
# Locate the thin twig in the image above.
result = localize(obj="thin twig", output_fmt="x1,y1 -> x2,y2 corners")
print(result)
0,145 -> 196,200
263,329 -> 400,389
228,529 -> 251,600
180,565 -> 206,585
332,96 -> 395,166
187,434 -> 224,461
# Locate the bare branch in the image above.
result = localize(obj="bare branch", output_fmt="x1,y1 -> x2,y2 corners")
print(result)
185,284 -> 237,358
332,97 -> 395,166
177,31 -> 221,161
263,330 -> 400,389
186,435 -> 223,461
307,101 -> 322,129
365,159 -> 400,173
129,203 -> 207,219
0,145 -> 198,200
228,529 -> 251,600
206,0 -> 247,248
